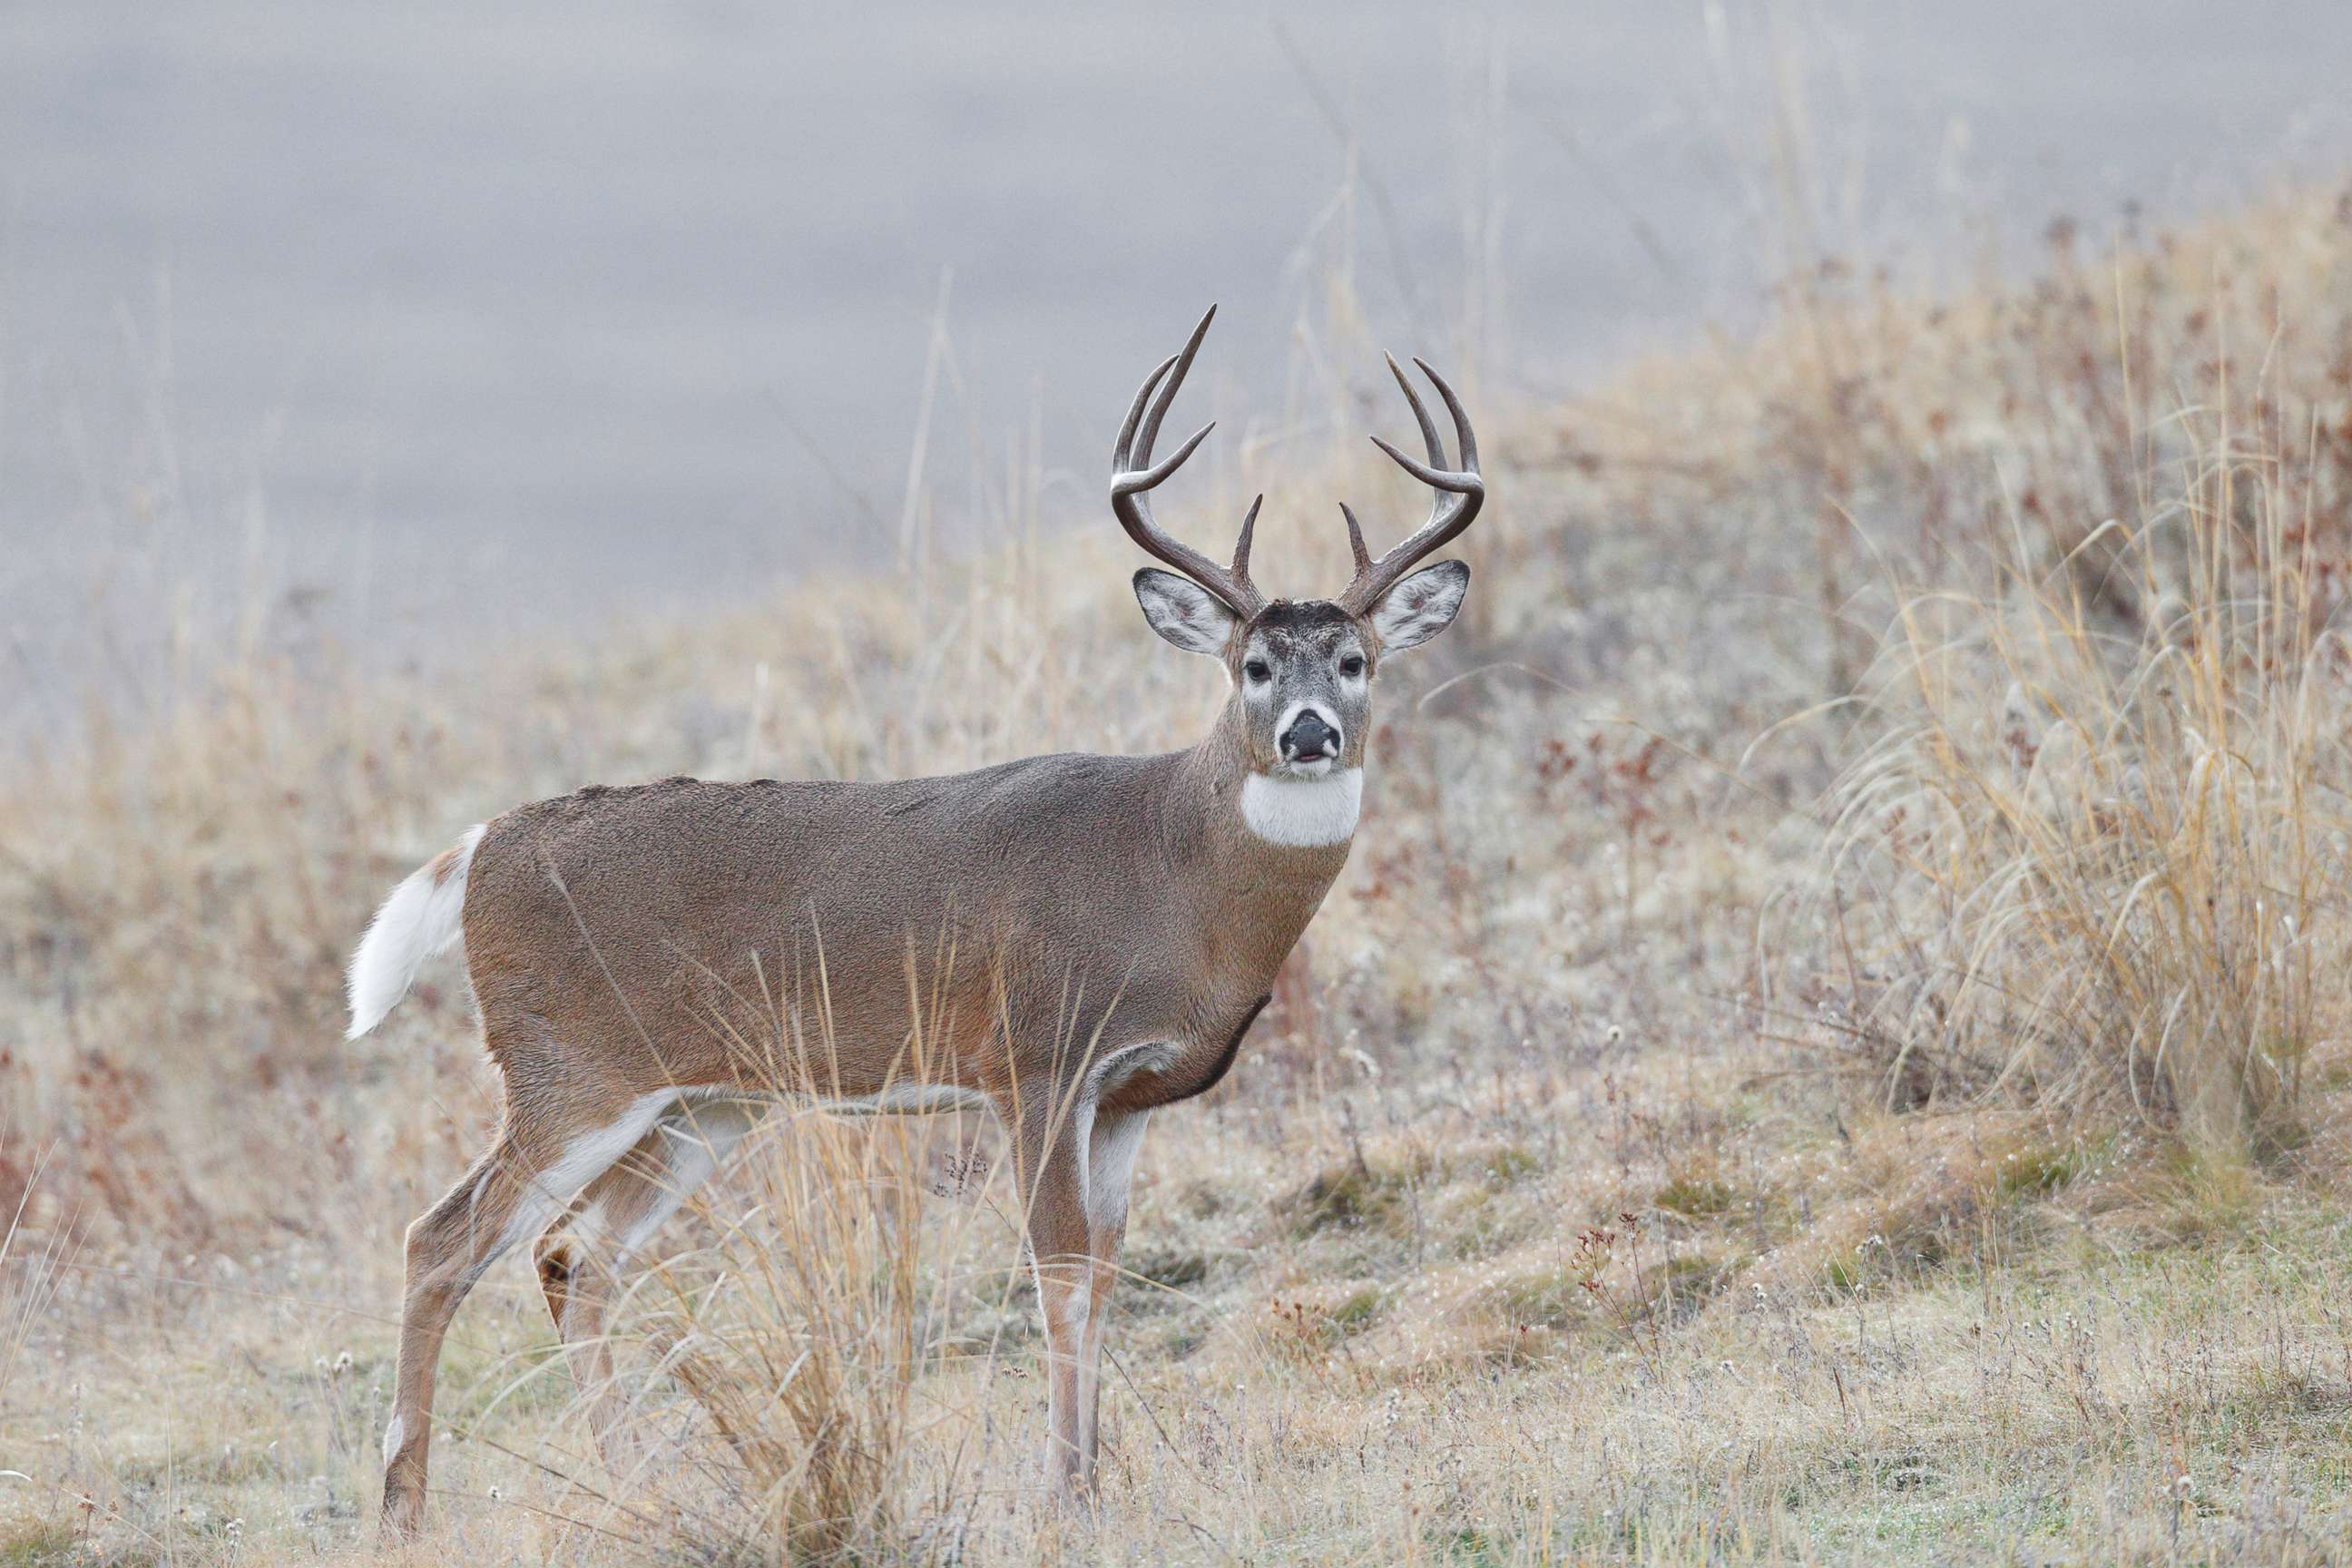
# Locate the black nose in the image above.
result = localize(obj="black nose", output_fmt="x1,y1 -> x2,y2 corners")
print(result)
1280,711 -> 1339,759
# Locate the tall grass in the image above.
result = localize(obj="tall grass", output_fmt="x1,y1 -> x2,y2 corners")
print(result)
606,1113 -> 994,1563
563,988 -> 1146,1562
1818,384 -> 2352,1157
0,1149 -> 66,1421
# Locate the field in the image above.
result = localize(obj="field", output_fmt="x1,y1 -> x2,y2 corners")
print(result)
7,185 -> 2352,1564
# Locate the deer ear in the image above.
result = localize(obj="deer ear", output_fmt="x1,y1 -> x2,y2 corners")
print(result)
1133,568 -> 1236,656
1370,560 -> 1470,651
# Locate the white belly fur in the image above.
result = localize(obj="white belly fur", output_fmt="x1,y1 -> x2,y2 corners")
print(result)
680,1081 -> 994,1117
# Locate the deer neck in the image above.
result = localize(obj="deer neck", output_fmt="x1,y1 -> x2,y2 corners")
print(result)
1161,699 -> 1357,976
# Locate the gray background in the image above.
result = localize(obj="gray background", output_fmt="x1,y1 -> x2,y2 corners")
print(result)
5,1 -> 2348,722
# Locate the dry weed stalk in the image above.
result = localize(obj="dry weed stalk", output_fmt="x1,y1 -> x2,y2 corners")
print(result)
0,1149 -> 68,1417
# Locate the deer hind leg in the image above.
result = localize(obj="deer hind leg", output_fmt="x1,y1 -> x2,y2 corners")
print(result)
378,1088 -> 674,1538
534,1098 -> 762,1478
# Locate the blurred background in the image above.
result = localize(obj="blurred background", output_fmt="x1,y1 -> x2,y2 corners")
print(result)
5,1 -> 2351,732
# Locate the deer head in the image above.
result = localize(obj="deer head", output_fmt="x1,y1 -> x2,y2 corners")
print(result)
1112,306 -> 1484,782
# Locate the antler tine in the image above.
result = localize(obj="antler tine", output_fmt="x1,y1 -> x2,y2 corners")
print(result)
1112,354 -> 1178,474
1386,352 -> 1446,469
1417,354 -> 1478,473
1340,357 -> 1485,614
1338,503 -> 1374,576
1109,306 -> 1264,616
1134,306 -> 1215,466
1233,494 -> 1263,580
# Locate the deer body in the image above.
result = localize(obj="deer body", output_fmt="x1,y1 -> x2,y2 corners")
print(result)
359,308 -> 1481,1533
460,724 -> 1348,1112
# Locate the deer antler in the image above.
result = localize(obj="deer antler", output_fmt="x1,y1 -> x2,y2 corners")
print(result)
1338,355 -> 1484,614
1111,306 -> 1265,617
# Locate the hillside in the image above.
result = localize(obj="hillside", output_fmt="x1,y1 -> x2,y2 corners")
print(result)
5,187 -> 2352,1564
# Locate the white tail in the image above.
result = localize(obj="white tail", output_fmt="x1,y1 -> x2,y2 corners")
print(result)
346,825 -> 485,1039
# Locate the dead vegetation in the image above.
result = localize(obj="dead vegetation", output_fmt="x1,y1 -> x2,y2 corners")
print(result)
6,186 -> 2352,1563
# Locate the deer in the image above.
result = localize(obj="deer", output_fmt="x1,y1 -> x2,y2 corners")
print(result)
347,305 -> 1484,1534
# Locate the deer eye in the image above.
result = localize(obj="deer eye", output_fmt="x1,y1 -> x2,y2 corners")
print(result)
1339,655 -> 1366,677
1243,659 -> 1272,683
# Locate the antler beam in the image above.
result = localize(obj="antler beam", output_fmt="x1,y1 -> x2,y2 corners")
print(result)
1111,306 -> 1265,617
1338,355 -> 1485,614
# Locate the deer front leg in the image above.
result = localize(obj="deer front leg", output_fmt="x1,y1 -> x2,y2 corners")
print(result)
1078,1107 -> 1150,1477
1003,1090 -> 1097,1503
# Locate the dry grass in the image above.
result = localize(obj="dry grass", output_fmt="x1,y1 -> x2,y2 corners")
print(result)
0,1148 -> 66,1428
606,1116 -> 968,1562
1815,430 -> 2352,1152
6,185 -> 2352,1564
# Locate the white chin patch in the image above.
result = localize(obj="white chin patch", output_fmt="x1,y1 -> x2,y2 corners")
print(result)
1240,769 -> 1363,847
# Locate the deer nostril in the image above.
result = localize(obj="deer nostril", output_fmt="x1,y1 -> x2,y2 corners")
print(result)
1281,713 -> 1339,757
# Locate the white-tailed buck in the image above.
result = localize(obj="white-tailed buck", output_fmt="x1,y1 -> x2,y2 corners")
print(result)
348,306 -> 1484,1532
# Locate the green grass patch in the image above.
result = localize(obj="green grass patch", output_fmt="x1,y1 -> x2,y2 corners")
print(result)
1278,1159 -> 1420,1239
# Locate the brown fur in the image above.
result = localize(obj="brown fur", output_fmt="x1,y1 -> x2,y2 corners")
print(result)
465,706 -> 1338,1102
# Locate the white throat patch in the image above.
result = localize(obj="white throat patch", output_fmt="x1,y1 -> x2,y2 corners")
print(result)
1240,769 -> 1363,847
